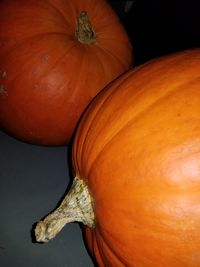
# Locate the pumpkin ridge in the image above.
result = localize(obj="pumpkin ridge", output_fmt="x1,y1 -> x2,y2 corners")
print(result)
5,36 -> 78,94
76,71 -> 134,169
0,31 -> 73,55
63,44 -> 87,101
93,229 -> 108,266
75,53 -> 194,166
87,76 -> 200,175
77,83 -> 117,173
95,42 -> 132,70
77,71 -> 137,170
1,31 -> 77,66
90,228 -> 107,267
95,227 -> 128,266
74,73 -> 126,159
36,38 -> 78,81
41,0 -> 73,28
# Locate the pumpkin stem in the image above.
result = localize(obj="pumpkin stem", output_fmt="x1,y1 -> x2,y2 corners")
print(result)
75,11 -> 96,44
34,177 -> 95,243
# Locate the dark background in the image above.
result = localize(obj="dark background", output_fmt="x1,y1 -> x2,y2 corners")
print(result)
109,0 -> 200,65
0,1 -> 200,267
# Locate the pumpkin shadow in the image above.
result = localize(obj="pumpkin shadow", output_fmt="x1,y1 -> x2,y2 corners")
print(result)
30,222 -> 38,243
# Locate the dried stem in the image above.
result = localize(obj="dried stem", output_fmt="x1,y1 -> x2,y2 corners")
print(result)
35,177 -> 95,243
75,11 -> 96,44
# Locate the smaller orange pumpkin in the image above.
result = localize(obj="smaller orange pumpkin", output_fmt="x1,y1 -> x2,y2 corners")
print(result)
0,0 -> 132,145
35,49 -> 200,267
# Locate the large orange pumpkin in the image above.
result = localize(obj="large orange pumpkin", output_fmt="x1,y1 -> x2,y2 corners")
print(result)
35,49 -> 200,266
0,0 -> 132,145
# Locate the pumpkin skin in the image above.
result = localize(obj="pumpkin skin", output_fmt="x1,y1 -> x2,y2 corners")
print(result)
71,49 -> 200,266
0,0 -> 132,145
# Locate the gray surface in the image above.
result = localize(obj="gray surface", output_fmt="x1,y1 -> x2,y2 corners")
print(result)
0,130 -> 94,267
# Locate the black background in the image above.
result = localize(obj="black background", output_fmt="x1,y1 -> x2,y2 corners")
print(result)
109,0 -> 200,65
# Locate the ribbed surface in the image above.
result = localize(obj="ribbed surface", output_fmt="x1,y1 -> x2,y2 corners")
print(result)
73,49 -> 200,266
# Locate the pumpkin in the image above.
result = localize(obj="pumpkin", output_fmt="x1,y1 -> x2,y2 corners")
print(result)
35,48 -> 200,266
0,0 -> 132,145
